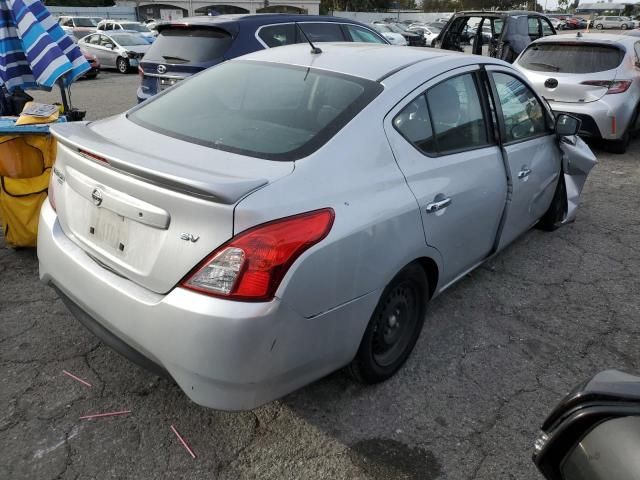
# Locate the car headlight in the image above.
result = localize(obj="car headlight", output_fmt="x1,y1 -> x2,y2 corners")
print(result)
126,51 -> 136,59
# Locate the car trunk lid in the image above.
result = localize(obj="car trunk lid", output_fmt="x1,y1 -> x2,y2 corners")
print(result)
517,41 -> 625,103
50,116 -> 293,294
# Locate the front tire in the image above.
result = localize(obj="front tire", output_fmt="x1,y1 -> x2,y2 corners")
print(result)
621,23 -> 628,30
596,24 -> 603,29
348,264 -> 428,384
116,57 -> 130,74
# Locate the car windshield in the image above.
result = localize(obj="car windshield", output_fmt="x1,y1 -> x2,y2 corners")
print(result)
373,24 -> 392,33
74,17 -> 98,27
121,23 -> 150,32
143,27 -> 232,63
109,33 -> 149,46
387,24 -> 406,33
128,61 -> 382,161
519,43 -> 625,73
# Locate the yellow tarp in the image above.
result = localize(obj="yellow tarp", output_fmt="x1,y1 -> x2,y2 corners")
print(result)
0,135 -> 56,247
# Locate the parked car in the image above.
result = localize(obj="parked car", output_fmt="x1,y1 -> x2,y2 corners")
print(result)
563,16 -> 587,30
79,31 -> 151,74
97,20 -> 157,42
515,33 -> 640,153
58,16 -> 100,39
435,11 -> 556,63
39,44 -> 594,411
593,16 -> 637,30
383,22 -> 426,46
407,25 -> 440,47
371,23 -> 408,45
137,14 -> 388,102
548,17 -> 566,30
80,49 -> 100,79
534,370 -> 640,480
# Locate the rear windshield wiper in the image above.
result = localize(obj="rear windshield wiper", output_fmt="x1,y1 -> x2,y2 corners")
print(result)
527,62 -> 560,72
161,55 -> 190,63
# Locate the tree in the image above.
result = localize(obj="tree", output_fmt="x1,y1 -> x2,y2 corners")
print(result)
557,0 -> 569,13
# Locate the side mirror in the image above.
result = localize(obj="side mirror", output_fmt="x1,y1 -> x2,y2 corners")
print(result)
534,370 -> 640,480
105,43 -> 115,50
555,113 -> 581,136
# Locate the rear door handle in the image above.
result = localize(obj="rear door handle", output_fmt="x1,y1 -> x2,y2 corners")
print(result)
518,168 -> 532,179
425,197 -> 452,213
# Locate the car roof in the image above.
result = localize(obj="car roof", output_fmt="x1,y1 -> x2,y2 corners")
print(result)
531,32 -> 637,47
238,42 -> 504,82
454,10 -> 545,16
160,14 -> 367,28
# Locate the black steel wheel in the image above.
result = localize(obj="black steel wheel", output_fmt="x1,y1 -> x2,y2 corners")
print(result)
348,264 -> 428,384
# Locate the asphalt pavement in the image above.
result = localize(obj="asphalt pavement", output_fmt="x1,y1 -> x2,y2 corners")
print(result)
2,70 -> 640,480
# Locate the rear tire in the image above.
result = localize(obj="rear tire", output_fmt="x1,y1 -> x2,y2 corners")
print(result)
537,175 -> 567,231
606,130 -> 630,154
347,264 -> 428,384
621,23 -> 628,30
116,57 -> 129,74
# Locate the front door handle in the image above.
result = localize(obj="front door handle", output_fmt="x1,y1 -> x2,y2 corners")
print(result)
425,197 -> 452,213
518,168 -> 532,179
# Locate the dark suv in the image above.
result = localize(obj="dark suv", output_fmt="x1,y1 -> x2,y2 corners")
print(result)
435,11 -> 556,63
137,14 -> 388,102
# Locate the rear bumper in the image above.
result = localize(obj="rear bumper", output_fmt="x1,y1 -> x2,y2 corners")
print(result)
549,96 -> 636,141
38,202 -> 377,410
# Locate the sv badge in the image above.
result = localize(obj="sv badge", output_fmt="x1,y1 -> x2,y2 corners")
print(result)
180,233 -> 200,243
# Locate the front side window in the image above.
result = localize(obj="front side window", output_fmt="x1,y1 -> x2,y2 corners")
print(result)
394,73 -> 490,155
99,35 -> 112,47
110,33 -> 149,46
129,61 -> 382,160
492,72 -> 548,143
344,25 -> 386,43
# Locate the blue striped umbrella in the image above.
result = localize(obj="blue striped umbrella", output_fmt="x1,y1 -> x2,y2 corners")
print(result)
0,0 -> 89,92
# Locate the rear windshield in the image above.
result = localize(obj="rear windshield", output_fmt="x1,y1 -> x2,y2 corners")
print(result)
74,18 -> 98,27
128,61 -> 382,161
121,23 -> 150,32
110,34 -> 149,46
143,27 -> 232,64
519,43 -> 625,73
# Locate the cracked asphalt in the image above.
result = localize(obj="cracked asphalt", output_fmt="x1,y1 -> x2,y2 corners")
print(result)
2,72 -> 639,480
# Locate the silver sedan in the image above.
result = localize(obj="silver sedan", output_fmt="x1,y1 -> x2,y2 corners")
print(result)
38,44 -> 595,410
78,31 -> 150,73
514,33 -> 640,153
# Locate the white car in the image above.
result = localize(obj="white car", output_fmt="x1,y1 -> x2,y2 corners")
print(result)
79,32 -> 151,73
593,16 -> 637,30
58,16 -> 100,39
407,25 -> 440,47
97,20 -> 157,42
371,23 -> 407,45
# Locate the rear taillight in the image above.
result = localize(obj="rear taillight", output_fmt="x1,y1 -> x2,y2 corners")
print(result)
181,208 -> 335,302
581,80 -> 632,94
78,148 -> 108,164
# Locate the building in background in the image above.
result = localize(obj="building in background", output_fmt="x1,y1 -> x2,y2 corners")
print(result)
114,0 -> 320,19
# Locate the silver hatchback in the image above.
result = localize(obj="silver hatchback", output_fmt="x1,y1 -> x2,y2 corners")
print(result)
515,33 -> 640,153
39,44 -> 595,410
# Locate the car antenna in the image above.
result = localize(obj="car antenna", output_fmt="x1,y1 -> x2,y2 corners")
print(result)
295,22 -> 322,54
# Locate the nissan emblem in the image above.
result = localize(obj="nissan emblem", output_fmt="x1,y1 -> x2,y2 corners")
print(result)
91,188 -> 103,207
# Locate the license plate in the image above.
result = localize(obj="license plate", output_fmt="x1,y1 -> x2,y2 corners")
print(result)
88,207 -> 129,253
159,78 -> 179,91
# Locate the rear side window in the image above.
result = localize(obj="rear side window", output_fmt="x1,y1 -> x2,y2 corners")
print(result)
394,73 -> 490,155
129,61 -> 382,161
258,24 -> 296,47
519,43 -> 625,73
144,28 -> 232,64
298,23 -> 345,42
